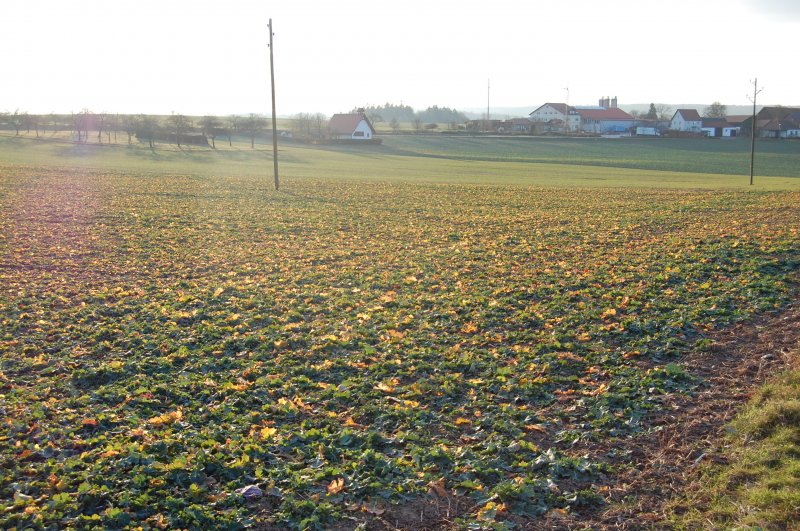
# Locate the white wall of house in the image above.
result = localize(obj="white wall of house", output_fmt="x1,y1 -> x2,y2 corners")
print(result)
530,106 -> 575,129
351,120 -> 372,140
529,105 -> 580,132
670,113 -> 702,132
529,104 -> 564,122
566,113 -> 581,132
580,119 -> 634,134
722,127 -> 740,137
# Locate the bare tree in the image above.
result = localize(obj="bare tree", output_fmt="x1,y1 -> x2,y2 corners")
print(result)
704,101 -> 727,118
292,112 -> 311,138
390,117 -> 400,134
226,115 -> 240,146
9,110 -> 26,136
120,115 -> 139,144
367,111 -> 383,126
110,114 -> 119,143
25,114 -> 41,137
312,113 -> 327,138
138,114 -> 159,150
79,109 -> 92,142
655,104 -> 673,121
412,117 -> 423,133
96,113 -> 108,143
200,115 -> 222,149
71,112 -> 81,142
242,113 -> 266,149
168,112 -> 191,148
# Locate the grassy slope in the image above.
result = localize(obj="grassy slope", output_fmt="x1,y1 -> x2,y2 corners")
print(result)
671,366 -> 800,530
378,135 -> 800,178
1,134 -> 799,189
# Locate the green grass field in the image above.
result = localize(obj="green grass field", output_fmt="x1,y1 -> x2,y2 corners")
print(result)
2,133 -> 799,189
1,135 -> 798,528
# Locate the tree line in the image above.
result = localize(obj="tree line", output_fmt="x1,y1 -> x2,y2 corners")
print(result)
355,103 -> 468,132
0,110 -> 270,150
627,102 -> 727,121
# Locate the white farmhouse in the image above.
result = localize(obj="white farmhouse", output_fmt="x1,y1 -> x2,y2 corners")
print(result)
670,109 -> 703,133
328,112 -> 376,140
529,103 -> 581,133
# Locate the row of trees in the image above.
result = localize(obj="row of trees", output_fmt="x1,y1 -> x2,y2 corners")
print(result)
628,101 -> 728,121
0,110 -> 270,149
357,103 -> 468,132
0,110 -> 60,137
628,103 -> 673,121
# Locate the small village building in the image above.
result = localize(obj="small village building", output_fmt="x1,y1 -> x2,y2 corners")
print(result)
750,107 -> 800,138
719,115 -> 749,137
670,109 -> 703,133
701,118 -> 730,137
530,97 -> 634,134
499,118 -> 533,133
465,119 -> 503,132
529,103 -> 581,133
328,111 -> 376,140
575,107 -> 635,134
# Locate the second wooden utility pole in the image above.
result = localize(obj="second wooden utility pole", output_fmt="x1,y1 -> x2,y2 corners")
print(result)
748,78 -> 763,187
269,18 -> 279,191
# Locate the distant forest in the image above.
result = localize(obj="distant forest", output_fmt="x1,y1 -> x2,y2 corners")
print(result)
354,103 -> 468,126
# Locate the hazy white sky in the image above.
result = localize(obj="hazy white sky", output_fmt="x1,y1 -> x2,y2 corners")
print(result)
2,0 -> 798,116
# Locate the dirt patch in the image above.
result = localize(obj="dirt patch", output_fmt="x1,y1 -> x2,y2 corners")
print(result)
544,303 -> 800,530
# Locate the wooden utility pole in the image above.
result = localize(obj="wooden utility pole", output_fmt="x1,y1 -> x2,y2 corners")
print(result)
486,79 -> 490,133
748,78 -> 762,186
269,18 -> 279,191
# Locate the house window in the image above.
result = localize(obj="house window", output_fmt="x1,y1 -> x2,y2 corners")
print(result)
353,131 -> 365,137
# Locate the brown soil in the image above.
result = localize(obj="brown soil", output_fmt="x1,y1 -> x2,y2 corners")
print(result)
256,304 -> 800,530
367,304 -> 800,530
538,303 -> 800,530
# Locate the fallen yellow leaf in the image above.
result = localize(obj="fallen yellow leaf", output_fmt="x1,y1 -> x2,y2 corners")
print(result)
327,477 -> 345,495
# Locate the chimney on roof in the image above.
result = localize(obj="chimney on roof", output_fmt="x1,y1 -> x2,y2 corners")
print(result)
611,96 -> 618,109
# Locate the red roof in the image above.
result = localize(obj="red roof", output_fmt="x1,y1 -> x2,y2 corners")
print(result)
328,113 -> 375,135
576,108 -> 633,120
675,109 -> 702,121
725,115 -> 750,124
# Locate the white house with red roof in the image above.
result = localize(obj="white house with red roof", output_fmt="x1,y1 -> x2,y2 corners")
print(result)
328,111 -> 376,140
670,109 -> 703,133
530,97 -> 635,134
529,103 -> 581,133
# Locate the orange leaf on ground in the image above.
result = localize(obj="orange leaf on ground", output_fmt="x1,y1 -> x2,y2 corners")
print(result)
327,477 -> 345,495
